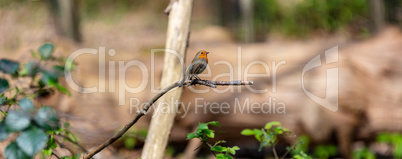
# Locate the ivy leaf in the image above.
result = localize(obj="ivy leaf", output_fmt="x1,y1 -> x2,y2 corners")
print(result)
265,121 -> 281,130
43,149 -> 52,156
211,145 -> 223,152
41,71 -> 58,87
35,107 -> 60,131
228,146 -> 240,155
216,154 -> 226,159
207,121 -> 221,127
259,140 -> 269,152
19,62 -> 39,77
39,43 -> 54,60
253,129 -> 263,142
18,98 -> 34,112
16,126 -> 48,156
47,135 -> 57,149
204,129 -> 215,138
197,123 -> 209,131
5,142 -> 30,159
50,65 -> 65,77
0,122 -> 9,140
0,78 -> 9,93
0,96 -> 7,105
0,59 -> 20,74
241,129 -> 255,136
5,110 -> 31,132
186,133 -> 198,140
55,83 -> 71,96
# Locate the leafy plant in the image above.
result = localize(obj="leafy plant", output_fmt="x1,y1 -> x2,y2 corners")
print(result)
187,121 -> 240,159
121,128 -> 148,150
0,43 -> 82,159
353,147 -> 375,159
313,145 -> 338,158
377,132 -> 402,158
253,0 -> 369,38
241,121 -> 311,159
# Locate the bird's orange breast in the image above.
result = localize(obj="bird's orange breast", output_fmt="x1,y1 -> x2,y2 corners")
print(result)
197,54 -> 208,63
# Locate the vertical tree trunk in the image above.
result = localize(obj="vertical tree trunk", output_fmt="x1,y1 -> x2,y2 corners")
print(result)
141,0 -> 193,159
239,0 -> 254,43
370,0 -> 385,32
47,0 -> 81,42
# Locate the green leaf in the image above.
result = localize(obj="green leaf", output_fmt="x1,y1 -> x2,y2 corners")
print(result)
204,129 -> 215,138
41,71 -> 58,87
61,155 -> 80,159
395,142 -> 402,158
265,121 -> 281,130
51,65 -> 65,77
211,145 -> 224,152
216,154 -> 226,159
19,98 -> 34,112
273,127 -> 284,134
16,126 -> 49,156
227,146 -> 240,155
0,59 -> 20,74
377,133 -> 391,143
124,137 -> 137,149
241,129 -> 255,136
197,123 -> 209,131
35,107 -> 60,131
224,154 -> 233,159
5,110 -> 31,132
0,96 -> 7,105
0,122 -> 9,140
5,142 -> 30,159
39,43 -> 54,60
253,129 -> 263,141
47,135 -> 57,149
207,121 -> 221,127
31,51 -> 39,58
259,140 -> 269,152
186,133 -> 198,140
231,146 -> 240,151
0,78 -> 9,93
43,148 -> 52,156
56,83 -> 71,96
19,62 -> 39,77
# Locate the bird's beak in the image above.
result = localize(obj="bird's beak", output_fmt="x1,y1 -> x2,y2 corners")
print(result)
206,52 -> 209,54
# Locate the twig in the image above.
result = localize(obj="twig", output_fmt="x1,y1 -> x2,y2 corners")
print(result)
202,141 -> 217,157
83,78 -> 253,159
54,138 -> 75,155
273,144 -> 279,159
51,151 -> 62,159
185,79 -> 253,88
280,142 -> 300,159
57,134 -> 88,153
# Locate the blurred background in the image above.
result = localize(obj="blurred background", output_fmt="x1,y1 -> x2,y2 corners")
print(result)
1,0 -> 402,158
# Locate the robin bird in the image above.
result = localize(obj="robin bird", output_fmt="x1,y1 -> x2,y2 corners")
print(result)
186,50 -> 209,80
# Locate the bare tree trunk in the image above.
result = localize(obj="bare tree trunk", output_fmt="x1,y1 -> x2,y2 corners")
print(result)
141,0 -> 193,159
370,0 -> 385,32
47,0 -> 81,42
239,0 -> 254,43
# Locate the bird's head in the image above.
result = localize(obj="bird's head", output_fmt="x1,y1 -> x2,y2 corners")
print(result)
196,50 -> 209,59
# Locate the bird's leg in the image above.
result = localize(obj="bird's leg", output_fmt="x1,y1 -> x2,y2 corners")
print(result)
194,75 -> 201,80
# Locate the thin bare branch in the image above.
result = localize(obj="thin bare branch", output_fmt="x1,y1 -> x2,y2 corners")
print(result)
83,78 -> 253,159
